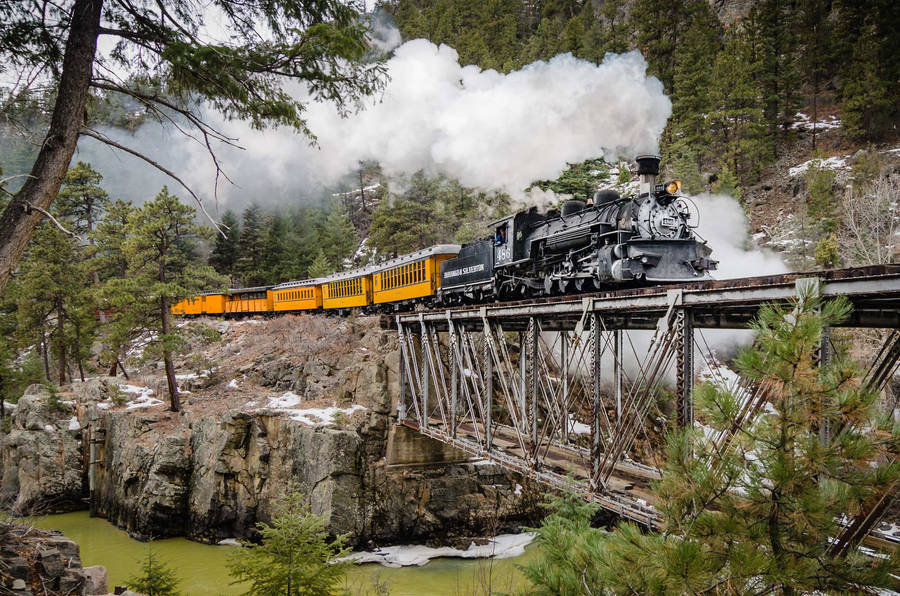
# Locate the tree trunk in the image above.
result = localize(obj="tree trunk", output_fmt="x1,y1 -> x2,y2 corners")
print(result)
117,358 -> 129,380
160,296 -> 180,411
57,299 -> 67,386
0,0 -> 103,296
40,331 -> 51,381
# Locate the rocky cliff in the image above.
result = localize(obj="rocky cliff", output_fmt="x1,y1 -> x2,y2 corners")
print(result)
0,519 -> 107,595
0,316 -> 538,548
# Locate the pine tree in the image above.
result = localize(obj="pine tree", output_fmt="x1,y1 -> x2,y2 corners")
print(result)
261,214 -> 292,284
797,0 -> 838,151
128,544 -> 181,596
237,204 -> 266,287
15,221 -> 94,385
669,1 -> 721,164
227,486 -> 351,596
90,200 -> 135,377
840,25 -> 893,142
321,206 -> 358,268
746,0 -> 801,158
707,24 -> 769,183
54,162 -> 109,238
521,289 -> 899,593
307,249 -> 333,279
629,0 -> 685,92
105,187 -> 226,411
208,210 -> 240,285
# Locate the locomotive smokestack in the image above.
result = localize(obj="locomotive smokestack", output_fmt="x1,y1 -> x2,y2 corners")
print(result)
636,154 -> 660,196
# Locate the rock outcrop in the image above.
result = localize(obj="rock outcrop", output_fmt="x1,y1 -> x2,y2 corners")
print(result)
0,316 -> 538,548
0,520 -> 102,595
0,386 -> 84,514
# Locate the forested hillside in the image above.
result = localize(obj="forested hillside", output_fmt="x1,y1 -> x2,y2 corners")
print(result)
1,0 -> 898,404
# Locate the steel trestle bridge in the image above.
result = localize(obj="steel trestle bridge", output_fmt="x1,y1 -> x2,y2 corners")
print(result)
391,265 -> 900,548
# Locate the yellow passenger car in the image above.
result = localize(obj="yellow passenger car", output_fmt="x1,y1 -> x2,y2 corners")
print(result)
372,245 -> 460,305
322,268 -> 373,310
172,292 -> 226,316
224,286 -> 274,316
272,280 -> 323,312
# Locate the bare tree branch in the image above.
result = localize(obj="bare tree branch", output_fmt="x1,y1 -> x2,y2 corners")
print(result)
21,201 -> 82,240
79,128 -> 225,237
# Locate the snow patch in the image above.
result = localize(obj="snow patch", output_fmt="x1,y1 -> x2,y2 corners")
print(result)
788,156 -> 847,177
790,112 -> 841,131
342,533 -> 535,568
217,538 -> 242,547
259,392 -> 366,427
44,424 -> 54,432
567,414 -> 591,435
227,379 -> 239,389
67,417 -> 80,431
119,384 -> 163,410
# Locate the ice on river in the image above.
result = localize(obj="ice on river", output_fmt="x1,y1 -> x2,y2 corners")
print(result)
342,533 -> 535,568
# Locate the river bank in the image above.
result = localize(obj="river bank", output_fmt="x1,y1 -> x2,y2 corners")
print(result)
32,511 -> 536,595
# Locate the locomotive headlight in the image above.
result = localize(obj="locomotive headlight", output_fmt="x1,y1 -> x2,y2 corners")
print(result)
665,179 -> 682,195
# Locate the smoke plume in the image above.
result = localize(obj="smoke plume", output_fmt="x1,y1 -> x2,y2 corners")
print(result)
75,38 -> 670,210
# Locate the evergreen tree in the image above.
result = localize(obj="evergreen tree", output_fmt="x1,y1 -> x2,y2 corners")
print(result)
105,187 -> 226,411
746,0 -> 801,157
707,25 -> 769,184
128,545 -> 181,596
307,249 -> 333,279
531,158 -> 610,199
261,214 -> 291,284
15,221 -> 94,385
90,199 -> 135,376
55,162 -> 109,238
321,206 -> 358,268
237,204 -> 266,287
797,0 -> 838,151
629,0 -> 685,92
208,210 -> 241,285
227,486 -> 351,596
669,1 -> 721,163
521,289 -> 899,593
840,25 -> 893,141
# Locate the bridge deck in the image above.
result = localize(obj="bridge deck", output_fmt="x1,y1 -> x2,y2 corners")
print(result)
390,264 -> 900,330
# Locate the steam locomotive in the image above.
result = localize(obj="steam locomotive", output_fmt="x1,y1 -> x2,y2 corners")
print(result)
437,154 -> 716,304
173,155 -> 717,317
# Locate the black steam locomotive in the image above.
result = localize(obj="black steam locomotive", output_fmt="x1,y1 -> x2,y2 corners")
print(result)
438,155 -> 716,304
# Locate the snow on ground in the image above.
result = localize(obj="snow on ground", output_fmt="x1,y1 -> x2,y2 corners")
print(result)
788,155 -> 847,177
790,112 -> 842,131
257,392 -> 366,426
342,533 -> 535,568
567,414 -> 591,435
67,416 -> 80,431
227,379 -> 239,389
175,369 -> 212,381
119,384 -> 164,410
126,331 -> 158,359
44,424 -> 54,432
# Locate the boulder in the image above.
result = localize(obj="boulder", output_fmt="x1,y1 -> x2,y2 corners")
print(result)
84,565 -> 109,595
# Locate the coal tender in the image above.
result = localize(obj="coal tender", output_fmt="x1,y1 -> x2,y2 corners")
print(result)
438,155 -> 716,304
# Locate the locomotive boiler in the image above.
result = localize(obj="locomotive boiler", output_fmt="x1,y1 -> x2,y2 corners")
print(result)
438,155 -> 716,303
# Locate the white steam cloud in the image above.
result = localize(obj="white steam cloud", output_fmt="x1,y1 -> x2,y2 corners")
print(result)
691,193 -> 789,280
76,38 -> 670,208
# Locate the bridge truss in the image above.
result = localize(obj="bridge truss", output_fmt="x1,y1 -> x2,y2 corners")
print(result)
392,265 -> 900,540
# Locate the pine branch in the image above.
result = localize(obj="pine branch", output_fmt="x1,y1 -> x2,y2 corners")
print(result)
21,201 -> 82,241
78,128 -> 225,238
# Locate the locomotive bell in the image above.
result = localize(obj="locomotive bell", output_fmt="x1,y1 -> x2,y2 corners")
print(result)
635,154 -> 661,196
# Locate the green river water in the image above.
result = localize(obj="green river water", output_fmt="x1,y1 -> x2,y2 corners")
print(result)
32,512 -> 535,595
